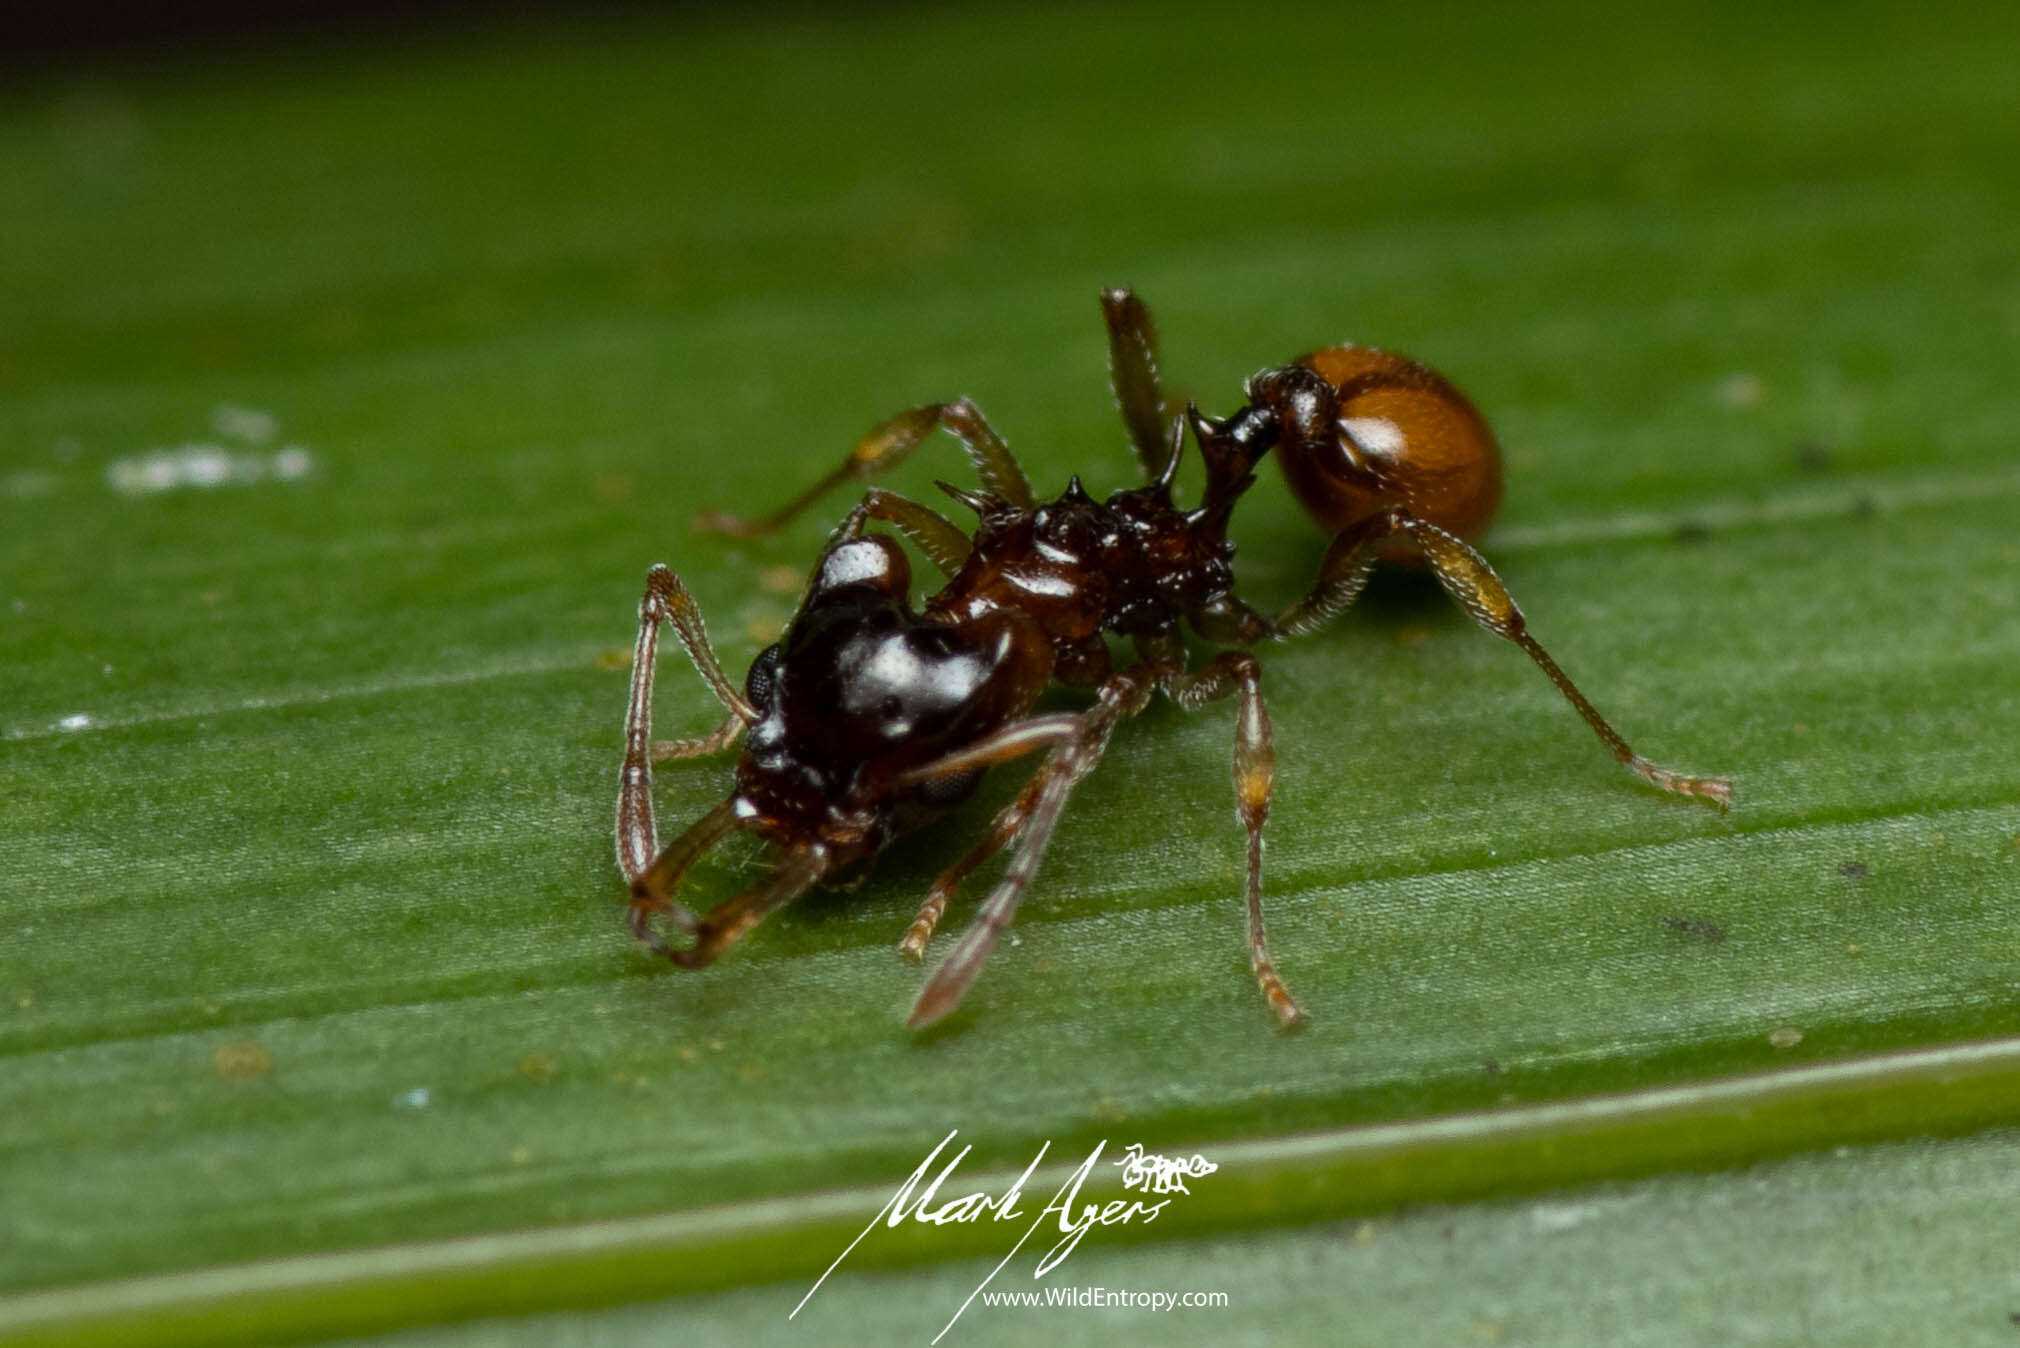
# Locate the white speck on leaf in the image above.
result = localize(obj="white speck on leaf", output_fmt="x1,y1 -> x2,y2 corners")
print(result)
107,445 -> 317,496
211,404 -> 278,444
181,447 -> 233,487
1530,1201 -> 1603,1233
1717,373 -> 1762,408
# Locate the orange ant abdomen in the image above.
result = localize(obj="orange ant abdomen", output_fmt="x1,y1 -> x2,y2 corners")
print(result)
1275,345 -> 1504,555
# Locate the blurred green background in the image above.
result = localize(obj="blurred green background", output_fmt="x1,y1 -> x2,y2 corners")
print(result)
4,1 -> 2019,1342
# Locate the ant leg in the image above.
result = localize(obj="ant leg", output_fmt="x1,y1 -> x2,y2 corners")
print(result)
887,712 -> 1086,959
617,565 -> 758,906
1274,510 -> 1394,639
891,712 -> 1085,784
667,846 -> 830,969
627,799 -> 741,955
653,710 -> 746,764
641,565 -> 759,723
694,400 -> 1034,537
1099,287 -> 1174,480
835,487 -> 973,579
909,668 -> 1156,1028
899,772 -> 1047,961
1163,652 -> 1307,1030
1281,509 -> 1733,809
1190,592 -> 1279,646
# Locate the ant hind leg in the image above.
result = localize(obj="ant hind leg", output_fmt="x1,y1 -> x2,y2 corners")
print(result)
1280,509 -> 1732,809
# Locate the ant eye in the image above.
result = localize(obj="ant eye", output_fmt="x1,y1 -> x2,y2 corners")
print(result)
915,767 -> 981,806
744,645 -> 780,707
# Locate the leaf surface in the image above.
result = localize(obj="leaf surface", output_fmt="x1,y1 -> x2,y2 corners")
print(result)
4,3 -> 2019,1340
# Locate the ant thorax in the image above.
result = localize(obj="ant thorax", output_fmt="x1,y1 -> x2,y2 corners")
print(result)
924,477 -> 1239,655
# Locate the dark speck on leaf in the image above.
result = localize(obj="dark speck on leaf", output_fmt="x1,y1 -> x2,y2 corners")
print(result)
1795,441 -> 1834,472
1839,861 -> 1869,879
1850,494 -> 1877,518
1675,519 -> 1711,545
1482,1059 -> 1501,1076
1662,915 -> 1727,942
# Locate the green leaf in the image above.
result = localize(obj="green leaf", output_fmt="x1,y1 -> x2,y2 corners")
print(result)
357,1127 -> 2020,1347
5,2 -> 2019,1341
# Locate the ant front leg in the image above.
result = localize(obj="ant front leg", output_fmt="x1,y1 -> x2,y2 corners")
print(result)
1160,648 -> 1307,1031
626,800 -> 740,954
653,711 -> 745,765
899,770 -> 1047,961
904,669 -> 1157,1028
890,710 -> 1092,960
694,400 -> 1034,538
617,565 -> 760,940
666,846 -> 830,969
1281,509 -> 1733,809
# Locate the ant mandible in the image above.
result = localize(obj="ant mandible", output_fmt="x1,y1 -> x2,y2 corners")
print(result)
615,289 -> 1731,1032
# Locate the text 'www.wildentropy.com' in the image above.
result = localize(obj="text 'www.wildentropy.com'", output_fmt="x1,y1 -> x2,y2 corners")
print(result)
978,1287 -> 1229,1312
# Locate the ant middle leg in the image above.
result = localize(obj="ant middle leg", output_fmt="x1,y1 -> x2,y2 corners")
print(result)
1280,509 -> 1733,809
694,399 -> 1034,538
1161,649 -> 1307,1031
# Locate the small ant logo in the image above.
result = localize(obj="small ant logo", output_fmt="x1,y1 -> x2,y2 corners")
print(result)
1114,1143 -> 1217,1195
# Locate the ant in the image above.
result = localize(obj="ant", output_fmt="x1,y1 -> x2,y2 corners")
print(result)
616,289 -> 1731,1032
